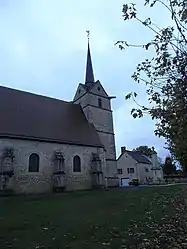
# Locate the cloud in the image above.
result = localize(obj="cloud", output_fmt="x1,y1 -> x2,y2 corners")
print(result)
113,93 -> 168,158
0,0 -> 171,160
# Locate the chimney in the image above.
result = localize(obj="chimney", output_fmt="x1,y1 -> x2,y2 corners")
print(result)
151,151 -> 158,168
121,146 -> 126,154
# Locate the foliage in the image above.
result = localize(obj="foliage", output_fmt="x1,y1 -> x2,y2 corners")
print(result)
163,156 -> 177,175
133,145 -> 155,156
176,169 -> 184,176
158,156 -> 164,166
116,0 -> 187,170
132,178 -> 140,186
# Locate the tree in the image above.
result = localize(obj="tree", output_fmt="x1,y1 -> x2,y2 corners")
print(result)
116,0 -> 187,170
163,156 -> 176,175
133,145 -> 155,157
176,169 -> 183,176
158,156 -> 163,165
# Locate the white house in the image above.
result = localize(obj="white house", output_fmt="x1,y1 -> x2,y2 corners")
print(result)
117,147 -> 163,186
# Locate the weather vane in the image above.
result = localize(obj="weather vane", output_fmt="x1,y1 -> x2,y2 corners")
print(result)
86,30 -> 90,41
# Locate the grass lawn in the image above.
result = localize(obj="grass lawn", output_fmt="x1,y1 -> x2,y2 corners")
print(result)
0,186 -> 186,249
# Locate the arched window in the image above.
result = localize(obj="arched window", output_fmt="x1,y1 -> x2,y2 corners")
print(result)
73,155 -> 81,172
29,153 -> 39,172
98,98 -> 102,108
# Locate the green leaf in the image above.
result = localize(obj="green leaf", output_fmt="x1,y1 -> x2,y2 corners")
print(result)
122,4 -> 128,14
150,0 -> 156,7
125,93 -> 132,100
131,108 -> 136,114
145,43 -> 151,50
132,113 -> 138,118
119,0 -> 187,169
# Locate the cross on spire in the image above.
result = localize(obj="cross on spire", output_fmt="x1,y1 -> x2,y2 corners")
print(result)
86,30 -> 90,41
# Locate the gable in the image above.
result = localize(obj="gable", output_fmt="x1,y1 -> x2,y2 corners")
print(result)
117,151 -> 137,172
117,151 -> 137,164
73,81 -> 111,110
73,83 -> 87,101
89,80 -> 108,98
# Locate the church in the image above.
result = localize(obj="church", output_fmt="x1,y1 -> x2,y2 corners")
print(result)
0,40 -> 118,194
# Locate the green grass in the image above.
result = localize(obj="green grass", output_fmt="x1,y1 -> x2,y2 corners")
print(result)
0,186 -> 185,249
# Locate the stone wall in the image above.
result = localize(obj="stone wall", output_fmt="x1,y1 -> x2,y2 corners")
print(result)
138,163 -> 154,184
164,176 -> 187,184
97,132 -> 116,159
152,169 -> 163,183
83,93 -> 111,110
83,103 -> 117,182
0,138 -> 106,194
73,83 -> 118,185
84,106 -> 114,133
74,88 -> 111,111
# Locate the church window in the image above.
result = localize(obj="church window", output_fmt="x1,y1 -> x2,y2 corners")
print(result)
98,98 -> 102,108
29,153 -> 40,172
73,155 -> 81,172
97,87 -> 101,91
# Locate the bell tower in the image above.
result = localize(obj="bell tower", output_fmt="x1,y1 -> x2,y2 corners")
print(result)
73,32 -> 117,185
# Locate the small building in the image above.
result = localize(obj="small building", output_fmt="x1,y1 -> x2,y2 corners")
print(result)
117,147 -> 163,186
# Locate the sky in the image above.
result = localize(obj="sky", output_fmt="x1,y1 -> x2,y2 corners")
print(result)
0,0 -> 172,160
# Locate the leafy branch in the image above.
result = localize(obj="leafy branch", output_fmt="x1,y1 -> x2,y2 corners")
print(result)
117,0 -> 187,170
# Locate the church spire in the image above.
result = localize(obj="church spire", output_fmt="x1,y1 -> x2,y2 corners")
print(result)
85,31 -> 95,85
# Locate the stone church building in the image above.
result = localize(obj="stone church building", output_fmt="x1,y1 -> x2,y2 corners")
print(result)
0,42 -> 118,194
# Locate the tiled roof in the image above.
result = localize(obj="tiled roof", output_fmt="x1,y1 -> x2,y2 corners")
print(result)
117,150 -> 152,164
127,151 -> 152,164
0,86 -> 103,147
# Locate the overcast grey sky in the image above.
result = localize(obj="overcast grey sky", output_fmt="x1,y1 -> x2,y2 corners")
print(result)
0,0 -> 171,159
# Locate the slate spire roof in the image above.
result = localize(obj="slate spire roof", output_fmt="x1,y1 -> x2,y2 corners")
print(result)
85,40 -> 95,89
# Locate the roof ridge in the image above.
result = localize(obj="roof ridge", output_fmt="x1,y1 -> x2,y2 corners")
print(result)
0,85 -> 70,105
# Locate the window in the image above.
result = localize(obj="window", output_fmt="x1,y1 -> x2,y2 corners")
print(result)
78,89 -> 81,94
97,87 -> 101,91
145,167 -> 149,172
130,168 -> 134,173
98,98 -> 102,108
29,153 -> 39,172
127,168 -> 134,174
117,169 -> 122,175
73,155 -> 81,172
